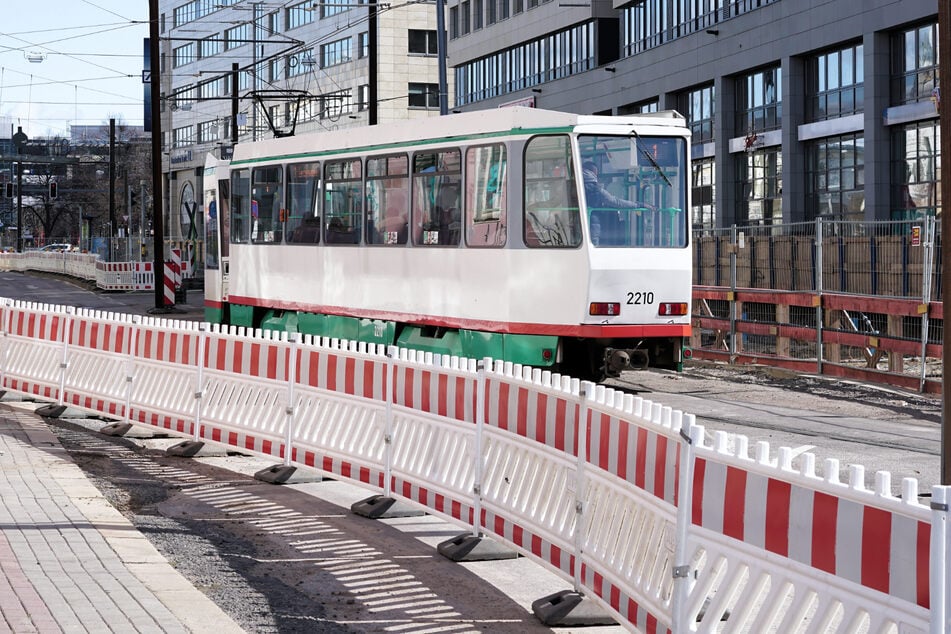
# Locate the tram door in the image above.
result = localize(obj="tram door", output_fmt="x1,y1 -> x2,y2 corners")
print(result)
216,176 -> 231,300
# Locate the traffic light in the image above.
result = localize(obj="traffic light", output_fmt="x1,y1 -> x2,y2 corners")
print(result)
48,181 -> 57,199
3,183 -> 12,199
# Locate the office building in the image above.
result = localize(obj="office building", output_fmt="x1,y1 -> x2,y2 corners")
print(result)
446,0 -> 938,227
159,0 -> 450,240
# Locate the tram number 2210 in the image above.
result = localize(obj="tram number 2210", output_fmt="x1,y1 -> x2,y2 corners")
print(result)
627,291 -> 655,305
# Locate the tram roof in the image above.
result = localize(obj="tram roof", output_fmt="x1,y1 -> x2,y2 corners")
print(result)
230,107 -> 686,165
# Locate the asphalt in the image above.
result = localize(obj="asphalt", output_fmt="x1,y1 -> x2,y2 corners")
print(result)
0,399 -> 244,633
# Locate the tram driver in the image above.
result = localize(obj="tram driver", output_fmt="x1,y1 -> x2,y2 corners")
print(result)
582,160 -> 639,246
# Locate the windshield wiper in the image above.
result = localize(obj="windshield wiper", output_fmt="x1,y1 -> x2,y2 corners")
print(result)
631,128 -> 672,188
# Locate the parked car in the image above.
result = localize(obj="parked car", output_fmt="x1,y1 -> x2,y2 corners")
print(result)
38,243 -> 74,252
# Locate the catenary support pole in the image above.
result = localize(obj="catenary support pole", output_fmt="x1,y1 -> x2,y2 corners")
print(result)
149,0 -> 166,310
939,0 -> 951,486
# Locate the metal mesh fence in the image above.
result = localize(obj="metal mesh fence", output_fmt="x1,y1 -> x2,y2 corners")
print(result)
694,217 -> 939,300
692,217 -> 942,391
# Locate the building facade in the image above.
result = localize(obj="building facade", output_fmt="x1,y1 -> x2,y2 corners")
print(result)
446,0 -> 939,227
159,0 -> 451,242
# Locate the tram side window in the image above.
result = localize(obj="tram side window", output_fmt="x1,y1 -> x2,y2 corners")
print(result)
230,169 -> 251,244
523,135 -> 581,248
412,148 -> 461,246
366,154 -> 409,246
251,166 -> 283,244
287,162 -> 321,244
324,159 -> 363,245
465,143 -> 507,247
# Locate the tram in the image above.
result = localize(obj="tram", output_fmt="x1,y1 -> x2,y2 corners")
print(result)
203,107 -> 692,379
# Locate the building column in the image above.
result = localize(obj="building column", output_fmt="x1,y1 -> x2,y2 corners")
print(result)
864,31 -> 892,221
782,55 -> 806,223
714,74 -> 737,227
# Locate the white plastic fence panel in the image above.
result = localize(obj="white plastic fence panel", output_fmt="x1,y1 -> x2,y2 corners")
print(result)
383,354 -> 480,521
1,301 -> 69,400
196,328 -> 295,456
125,317 -> 203,435
683,427 -> 931,633
477,363 -> 683,630
59,309 -> 135,418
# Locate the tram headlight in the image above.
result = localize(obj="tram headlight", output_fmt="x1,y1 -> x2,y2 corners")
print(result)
658,302 -> 688,316
589,302 -> 621,316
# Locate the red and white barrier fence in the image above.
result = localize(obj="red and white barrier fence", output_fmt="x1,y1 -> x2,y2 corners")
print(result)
0,297 -> 946,633
0,252 -> 180,294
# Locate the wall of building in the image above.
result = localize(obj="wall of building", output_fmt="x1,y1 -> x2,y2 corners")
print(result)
446,0 -> 938,226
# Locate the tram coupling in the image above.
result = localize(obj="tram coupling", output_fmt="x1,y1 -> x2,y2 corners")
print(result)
603,346 -> 649,378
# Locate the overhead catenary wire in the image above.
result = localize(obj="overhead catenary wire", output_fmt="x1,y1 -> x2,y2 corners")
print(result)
0,4 -> 148,132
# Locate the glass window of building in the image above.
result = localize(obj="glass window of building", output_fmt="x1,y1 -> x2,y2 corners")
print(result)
321,0 -> 351,18
498,0 -> 510,21
454,23 -> 594,106
808,43 -> 864,121
679,84 -> 715,143
619,99 -> 659,115
323,90 -> 353,119
461,1 -> 471,35
358,32 -> 369,58
474,0 -> 484,30
287,49 -> 314,78
285,1 -> 315,30
224,23 -> 250,50
736,146 -> 782,225
321,38 -> 352,68
892,121 -> 940,220
199,36 -> 221,59
892,22 -> 938,105
624,0 -> 666,54
357,84 -> 369,111
198,121 -> 219,144
173,43 -> 196,68
692,157 -> 715,229
409,30 -> 438,55
450,6 -> 459,39
409,83 -> 439,108
807,133 -> 865,222
736,66 -> 782,135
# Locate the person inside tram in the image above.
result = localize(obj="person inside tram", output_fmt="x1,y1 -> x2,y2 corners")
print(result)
582,160 -> 638,246
435,186 -> 461,245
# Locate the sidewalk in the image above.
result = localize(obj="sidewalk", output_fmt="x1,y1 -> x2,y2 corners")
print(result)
0,401 -> 244,634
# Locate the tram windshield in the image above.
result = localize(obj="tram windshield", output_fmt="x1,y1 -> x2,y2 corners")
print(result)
579,134 -> 687,248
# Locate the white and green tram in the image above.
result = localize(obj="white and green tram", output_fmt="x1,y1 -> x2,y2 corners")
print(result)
203,107 -> 692,379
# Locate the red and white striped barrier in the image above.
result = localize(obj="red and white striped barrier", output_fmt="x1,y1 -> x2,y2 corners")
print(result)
95,261 -> 153,291
0,296 -> 947,633
163,249 -> 181,306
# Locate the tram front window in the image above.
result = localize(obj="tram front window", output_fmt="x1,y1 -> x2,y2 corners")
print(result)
579,135 -> 688,248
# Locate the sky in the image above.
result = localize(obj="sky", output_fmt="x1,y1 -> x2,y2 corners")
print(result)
0,0 -> 149,139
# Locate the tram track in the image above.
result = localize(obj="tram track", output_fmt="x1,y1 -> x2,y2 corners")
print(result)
604,364 -> 943,486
